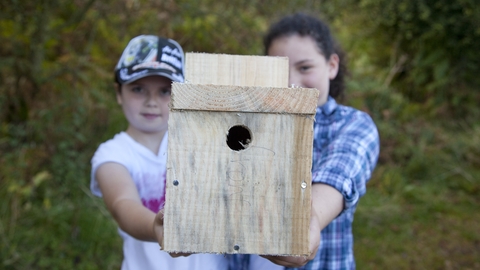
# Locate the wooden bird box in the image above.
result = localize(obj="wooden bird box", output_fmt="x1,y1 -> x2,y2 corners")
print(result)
163,53 -> 319,256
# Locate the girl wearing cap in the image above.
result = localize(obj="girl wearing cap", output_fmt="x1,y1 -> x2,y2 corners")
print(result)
90,35 -> 228,270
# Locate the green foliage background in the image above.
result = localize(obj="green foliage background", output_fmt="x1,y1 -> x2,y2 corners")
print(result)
1,0 -> 479,269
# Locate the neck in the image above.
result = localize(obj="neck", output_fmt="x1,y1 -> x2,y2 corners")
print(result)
125,127 -> 166,155
317,95 -> 328,107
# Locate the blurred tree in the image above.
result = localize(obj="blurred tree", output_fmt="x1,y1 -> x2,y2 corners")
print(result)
333,0 -> 480,120
1,0 -> 479,268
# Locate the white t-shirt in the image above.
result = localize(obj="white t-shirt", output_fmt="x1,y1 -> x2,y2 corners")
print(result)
91,132 -> 228,270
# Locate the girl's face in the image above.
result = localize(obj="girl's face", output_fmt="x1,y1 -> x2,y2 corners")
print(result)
116,76 -> 172,138
267,34 -> 339,106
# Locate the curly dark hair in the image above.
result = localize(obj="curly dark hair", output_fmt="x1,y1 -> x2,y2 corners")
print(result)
264,13 -> 347,100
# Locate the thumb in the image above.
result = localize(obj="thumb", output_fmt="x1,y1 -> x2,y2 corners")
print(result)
154,209 -> 165,248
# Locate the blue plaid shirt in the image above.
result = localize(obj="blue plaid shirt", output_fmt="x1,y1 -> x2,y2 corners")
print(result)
230,97 -> 380,270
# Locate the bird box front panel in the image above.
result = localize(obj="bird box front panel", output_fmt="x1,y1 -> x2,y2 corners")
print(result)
163,83 -> 318,256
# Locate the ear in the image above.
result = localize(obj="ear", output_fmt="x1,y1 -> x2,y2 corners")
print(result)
115,83 -> 123,105
328,53 -> 340,80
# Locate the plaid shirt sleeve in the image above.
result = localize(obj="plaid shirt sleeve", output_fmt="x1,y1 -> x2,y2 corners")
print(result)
290,99 -> 380,270
311,104 -> 380,212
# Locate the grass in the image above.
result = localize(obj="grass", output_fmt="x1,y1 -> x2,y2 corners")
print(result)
354,168 -> 480,270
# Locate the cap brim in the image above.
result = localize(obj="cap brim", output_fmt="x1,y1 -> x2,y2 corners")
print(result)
119,69 -> 184,85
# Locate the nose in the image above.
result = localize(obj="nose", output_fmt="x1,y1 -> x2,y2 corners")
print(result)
145,92 -> 158,107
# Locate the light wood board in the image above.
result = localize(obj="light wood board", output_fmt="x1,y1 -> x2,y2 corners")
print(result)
170,83 -> 319,114
163,53 -> 317,256
164,110 -> 313,255
185,53 -> 288,87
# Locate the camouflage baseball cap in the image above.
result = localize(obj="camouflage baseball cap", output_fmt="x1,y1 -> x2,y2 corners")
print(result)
114,35 -> 185,84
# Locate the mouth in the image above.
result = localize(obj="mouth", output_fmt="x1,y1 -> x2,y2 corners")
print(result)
142,113 -> 161,120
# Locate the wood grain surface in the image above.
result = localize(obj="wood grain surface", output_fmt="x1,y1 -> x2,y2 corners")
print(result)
185,53 -> 288,87
163,53 -> 317,256
170,83 -> 319,114
164,111 -> 313,255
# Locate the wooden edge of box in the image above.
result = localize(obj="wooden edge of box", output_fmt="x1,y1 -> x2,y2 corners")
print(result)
170,83 -> 320,115
185,52 -> 289,88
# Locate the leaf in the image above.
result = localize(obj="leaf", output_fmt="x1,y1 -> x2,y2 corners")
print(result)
32,171 -> 51,186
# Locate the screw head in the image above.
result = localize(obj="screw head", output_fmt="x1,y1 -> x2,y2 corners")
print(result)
234,245 -> 240,251
173,180 -> 179,186
301,182 -> 307,189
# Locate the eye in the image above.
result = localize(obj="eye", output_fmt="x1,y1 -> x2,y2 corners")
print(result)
159,87 -> 172,97
130,85 -> 144,93
299,65 -> 311,73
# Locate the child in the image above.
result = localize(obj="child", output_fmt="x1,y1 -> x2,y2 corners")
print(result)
90,35 -> 229,270
231,13 -> 380,270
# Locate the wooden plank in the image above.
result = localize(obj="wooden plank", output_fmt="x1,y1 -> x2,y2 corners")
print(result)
164,110 -> 313,255
170,83 -> 319,114
164,53 -> 316,256
185,53 -> 289,87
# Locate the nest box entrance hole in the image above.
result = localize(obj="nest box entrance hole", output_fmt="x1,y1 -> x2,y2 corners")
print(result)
226,125 -> 252,151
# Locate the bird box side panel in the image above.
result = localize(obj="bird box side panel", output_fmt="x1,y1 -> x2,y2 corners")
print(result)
164,110 -> 312,256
